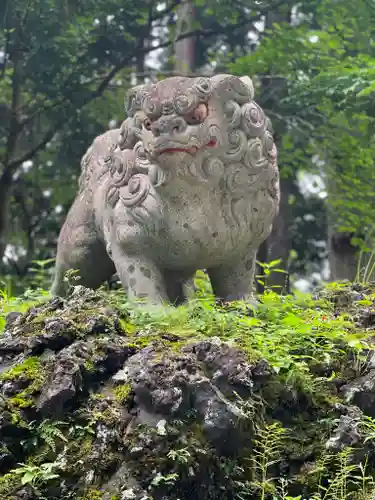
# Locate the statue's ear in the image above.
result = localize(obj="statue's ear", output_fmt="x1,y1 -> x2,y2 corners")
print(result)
124,83 -> 151,117
210,74 -> 254,104
239,75 -> 255,99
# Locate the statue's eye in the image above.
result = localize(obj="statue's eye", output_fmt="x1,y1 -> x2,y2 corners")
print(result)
143,118 -> 152,130
186,103 -> 208,125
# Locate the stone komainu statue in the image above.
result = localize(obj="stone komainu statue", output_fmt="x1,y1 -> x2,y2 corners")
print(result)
51,74 -> 280,304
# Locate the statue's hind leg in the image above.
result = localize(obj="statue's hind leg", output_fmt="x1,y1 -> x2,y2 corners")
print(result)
51,242 -> 115,296
207,251 -> 258,304
51,203 -> 115,296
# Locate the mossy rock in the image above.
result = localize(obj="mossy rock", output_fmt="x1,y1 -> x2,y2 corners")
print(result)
1,283 -> 375,498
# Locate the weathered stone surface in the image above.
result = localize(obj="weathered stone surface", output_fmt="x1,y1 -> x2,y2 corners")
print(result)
341,370 -> 375,416
4,312 -> 22,331
325,404 -> 363,452
11,485 -> 39,499
121,338 -> 264,454
51,75 -> 280,305
0,286 -> 126,362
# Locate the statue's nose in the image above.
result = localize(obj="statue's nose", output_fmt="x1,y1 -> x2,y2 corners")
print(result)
151,116 -> 187,137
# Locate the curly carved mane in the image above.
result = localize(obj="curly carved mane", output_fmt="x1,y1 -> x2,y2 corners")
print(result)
79,75 -> 279,213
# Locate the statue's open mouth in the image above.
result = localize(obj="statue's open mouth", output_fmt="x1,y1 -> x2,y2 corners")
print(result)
157,140 -> 217,156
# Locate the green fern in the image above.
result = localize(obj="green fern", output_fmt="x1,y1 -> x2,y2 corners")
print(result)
34,420 -> 68,452
251,422 -> 288,500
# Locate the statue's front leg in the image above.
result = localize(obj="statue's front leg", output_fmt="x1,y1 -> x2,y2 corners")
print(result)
207,251 -> 258,304
110,244 -> 168,304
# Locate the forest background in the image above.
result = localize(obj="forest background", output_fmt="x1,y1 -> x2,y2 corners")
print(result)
1,0 -> 374,294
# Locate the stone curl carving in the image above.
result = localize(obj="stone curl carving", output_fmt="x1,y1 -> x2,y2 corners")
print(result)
223,129 -> 248,162
173,92 -> 200,115
118,119 -> 138,151
119,174 -> 151,208
244,138 -> 268,173
241,101 -> 266,138
52,74 -> 280,307
192,77 -> 212,99
125,84 -> 150,117
224,101 -> 242,130
143,95 -> 163,119
211,74 -> 254,104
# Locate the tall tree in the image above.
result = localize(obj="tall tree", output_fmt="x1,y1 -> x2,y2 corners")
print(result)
230,0 -> 375,283
175,0 -> 195,74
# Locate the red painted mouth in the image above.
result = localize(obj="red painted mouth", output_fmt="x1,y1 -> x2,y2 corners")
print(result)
157,140 -> 217,156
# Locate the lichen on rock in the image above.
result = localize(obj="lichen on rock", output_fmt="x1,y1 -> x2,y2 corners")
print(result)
1,282 -> 375,499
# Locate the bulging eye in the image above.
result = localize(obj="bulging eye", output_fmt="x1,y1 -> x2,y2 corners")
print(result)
143,118 -> 152,130
186,103 -> 208,125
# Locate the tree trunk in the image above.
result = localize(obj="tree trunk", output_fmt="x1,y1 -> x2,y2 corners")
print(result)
327,228 -> 358,282
255,6 -> 293,294
325,170 -> 373,283
175,0 -> 195,74
0,169 -> 14,265
0,56 -> 22,266
256,177 -> 292,293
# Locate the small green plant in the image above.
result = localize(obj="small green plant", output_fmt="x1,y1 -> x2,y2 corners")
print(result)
306,447 -> 375,500
68,421 -> 96,439
256,259 -> 288,292
167,447 -> 192,465
29,420 -> 68,452
1,357 -> 43,383
251,422 -> 288,500
28,258 -> 55,288
354,229 -> 375,284
12,461 -> 60,487
0,285 -> 48,333
151,472 -> 179,487
109,276 -> 372,399
64,268 -> 82,290
77,488 -> 104,500
277,478 -> 302,499
114,383 -> 132,404
1,357 -> 46,409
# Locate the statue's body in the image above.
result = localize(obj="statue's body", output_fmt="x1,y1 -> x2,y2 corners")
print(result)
51,75 -> 280,304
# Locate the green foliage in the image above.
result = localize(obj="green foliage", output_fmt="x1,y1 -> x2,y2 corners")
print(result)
230,0 -> 375,264
113,383 -> 132,404
1,356 -> 43,383
0,283 -> 49,331
307,449 -> 375,499
0,0 -> 143,277
355,234 -> 375,284
151,471 -> 180,487
111,282 -> 371,398
1,356 -> 46,410
12,461 -> 60,487
167,447 -> 192,465
76,489 -> 104,500
2,276 -> 375,498
30,420 -> 68,453
256,259 -> 288,291
234,420 -> 375,499
251,422 -> 288,500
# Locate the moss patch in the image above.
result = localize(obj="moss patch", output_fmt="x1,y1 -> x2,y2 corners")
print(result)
1,356 -> 47,410
114,383 -> 132,404
77,489 -> 104,500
